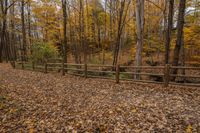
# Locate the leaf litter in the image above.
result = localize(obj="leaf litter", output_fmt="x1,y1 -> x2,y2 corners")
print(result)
0,64 -> 200,132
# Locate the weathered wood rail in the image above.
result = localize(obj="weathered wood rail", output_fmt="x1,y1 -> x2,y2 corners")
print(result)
14,61 -> 200,87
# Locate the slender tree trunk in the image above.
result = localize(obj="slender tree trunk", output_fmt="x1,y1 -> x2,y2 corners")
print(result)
5,30 -> 11,61
0,0 -> 8,63
102,0 -> 107,65
146,0 -> 153,64
80,0 -> 86,64
165,0 -> 174,64
194,0 -> 198,24
109,0 -> 113,51
27,0 -> 32,54
0,22 -> 6,62
97,21 -> 101,60
10,0 -> 16,61
134,0 -> 144,79
85,0 -> 89,40
172,0 -> 186,77
112,0 -> 130,67
180,35 -> 185,82
113,1 -> 124,67
62,0 -> 68,64
21,0 -> 26,64
71,7 -> 79,64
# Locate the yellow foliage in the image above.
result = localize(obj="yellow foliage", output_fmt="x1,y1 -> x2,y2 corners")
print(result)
184,25 -> 200,48
32,0 -> 61,44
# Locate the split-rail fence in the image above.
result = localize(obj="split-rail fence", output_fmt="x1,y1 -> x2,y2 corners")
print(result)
12,61 -> 200,87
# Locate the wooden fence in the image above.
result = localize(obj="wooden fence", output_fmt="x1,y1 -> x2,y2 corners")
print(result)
13,61 -> 200,87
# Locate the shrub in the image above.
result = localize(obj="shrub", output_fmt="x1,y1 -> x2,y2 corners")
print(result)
31,42 -> 58,63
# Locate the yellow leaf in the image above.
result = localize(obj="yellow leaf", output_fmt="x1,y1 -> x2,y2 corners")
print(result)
29,128 -> 34,133
109,110 -> 113,114
186,125 -> 193,133
131,109 -> 137,113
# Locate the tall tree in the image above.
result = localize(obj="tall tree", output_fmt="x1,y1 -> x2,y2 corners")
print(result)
134,0 -> 144,79
62,0 -> 68,63
113,0 -> 131,67
172,0 -> 186,75
0,0 -> 16,62
21,0 -> 27,66
0,0 -> 8,62
0,1 -> 5,62
10,0 -> 17,61
102,0 -> 107,64
165,0 -> 174,64
27,0 -> 32,49
79,0 -> 87,64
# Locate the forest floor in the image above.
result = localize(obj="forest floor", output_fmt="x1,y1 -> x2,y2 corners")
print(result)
0,63 -> 200,132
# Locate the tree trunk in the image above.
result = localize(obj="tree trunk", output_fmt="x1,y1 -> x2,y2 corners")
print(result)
102,0 -> 107,65
0,0 -> 8,63
62,0 -> 68,64
172,0 -> 186,78
109,0 -> 113,51
0,23 -> 5,62
10,0 -> 17,61
113,0 -> 130,67
180,35 -> 185,81
134,0 -> 144,79
165,0 -> 174,64
80,0 -> 87,64
27,0 -> 32,54
21,0 -> 27,63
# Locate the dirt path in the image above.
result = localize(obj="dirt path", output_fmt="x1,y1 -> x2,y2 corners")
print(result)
0,63 -> 200,132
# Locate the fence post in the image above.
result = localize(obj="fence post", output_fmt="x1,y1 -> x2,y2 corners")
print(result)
44,62 -> 48,73
22,61 -> 24,70
116,64 -> 120,83
32,62 -> 35,70
12,61 -> 16,69
164,64 -> 170,87
62,62 -> 65,76
84,64 -> 87,78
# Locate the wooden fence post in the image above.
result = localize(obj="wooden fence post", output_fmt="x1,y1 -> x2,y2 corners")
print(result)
164,64 -> 170,87
12,61 -> 16,69
45,62 -> 48,73
22,61 -> 24,70
116,64 -> 120,83
84,64 -> 87,78
62,62 -> 65,76
32,62 -> 35,70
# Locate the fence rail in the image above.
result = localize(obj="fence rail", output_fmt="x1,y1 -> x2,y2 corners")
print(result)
14,61 -> 200,87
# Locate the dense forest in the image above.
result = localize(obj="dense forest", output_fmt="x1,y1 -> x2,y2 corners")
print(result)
0,0 -> 200,67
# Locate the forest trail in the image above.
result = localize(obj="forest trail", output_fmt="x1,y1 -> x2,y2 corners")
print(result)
0,63 -> 200,132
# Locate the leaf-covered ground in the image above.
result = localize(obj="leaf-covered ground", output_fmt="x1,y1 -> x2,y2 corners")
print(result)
0,63 -> 200,132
